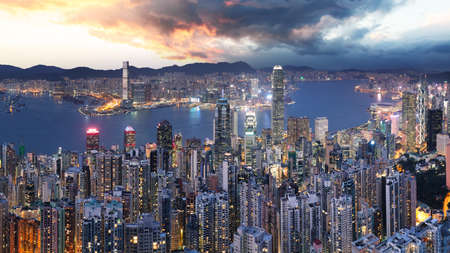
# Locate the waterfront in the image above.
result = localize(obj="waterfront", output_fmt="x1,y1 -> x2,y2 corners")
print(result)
0,80 -> 387,154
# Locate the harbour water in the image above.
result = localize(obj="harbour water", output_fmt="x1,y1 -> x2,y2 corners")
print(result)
0,80 -> 386,154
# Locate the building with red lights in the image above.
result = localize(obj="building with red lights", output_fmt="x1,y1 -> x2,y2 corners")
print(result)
86,128 -> 100,151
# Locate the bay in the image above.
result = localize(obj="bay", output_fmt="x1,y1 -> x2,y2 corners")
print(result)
0,80 -> 387,154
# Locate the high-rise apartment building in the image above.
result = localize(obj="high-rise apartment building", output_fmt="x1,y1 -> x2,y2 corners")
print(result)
239,179 -> 264,228
330,195 -> 353,253
196,191 -> 230,253
0,194 -> 8,253
231,225 -> 272,253
40,203 -> 61,253
124,213 -> 167,253
96,152 -> 122,199
280,193 -> 301,253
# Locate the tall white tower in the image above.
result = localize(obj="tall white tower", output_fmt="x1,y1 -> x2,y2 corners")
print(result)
122,61 -> 129,100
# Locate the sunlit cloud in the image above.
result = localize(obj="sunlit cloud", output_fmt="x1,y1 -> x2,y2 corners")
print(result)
0,0 -> 450,70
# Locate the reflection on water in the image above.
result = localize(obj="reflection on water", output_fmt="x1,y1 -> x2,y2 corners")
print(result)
0,80 -> 382,154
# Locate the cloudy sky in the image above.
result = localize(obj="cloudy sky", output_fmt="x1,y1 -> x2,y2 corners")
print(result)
1,0 -> 449,70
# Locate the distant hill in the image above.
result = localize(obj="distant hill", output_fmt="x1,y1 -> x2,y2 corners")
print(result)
0,61 -> 255,81
427,71 -> 450,82
1,61 -> 448,82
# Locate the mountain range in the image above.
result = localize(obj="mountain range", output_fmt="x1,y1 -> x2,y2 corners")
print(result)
0,61 -> 449,82
0,61 -> 256,81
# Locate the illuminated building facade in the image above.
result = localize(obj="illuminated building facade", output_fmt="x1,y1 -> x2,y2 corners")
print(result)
196,191 -> 230,253
271,65 -> 284,145
124,126 -> 136,153
280,193 -> 301,253
244,111 -> 257,167
157,120 -> 173,151
446,142 -> 450,190
122,61 -> 129,100
314,117 -> 328,144
239,180 -> 263,228
390,113 -> 400,136
287,116 -> 311,145
63,202 -> 76,253
40,203 -> 60,253
86,128 -> 100,152
416,82 -> 427,147
124,213 -> 166,253
214,98 -> 231,169
231,225 -> 272,253
330,195 -> 353,253
10,214 -> 41,253
402,92 -> 416,152
0,194 -> 8,253
250,78 -> 259,98
96,152 -> 123,199
447,81 -> 450,135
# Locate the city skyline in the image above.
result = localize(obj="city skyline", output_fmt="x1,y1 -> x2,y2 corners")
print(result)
2,1 -> 450,252
0,0 -> 450,70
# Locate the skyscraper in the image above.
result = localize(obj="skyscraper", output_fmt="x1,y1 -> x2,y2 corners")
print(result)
390,113 -> 400,136
96,152 -> 123,199
214,98 -> 231,169
196,191 -> 230,253
271,65 -> 284,145
447,143 -> 450,190
40,203 -> 60,253
426,109 -> 442,152
314,117 -> 328,144
239,179 -> 264,228
244,110 -> 257,167
447,81 -> 450,135
157,120 -> 173,150
86,128 -> 100,152
416,82 -> 427,147
287,116 -> 310,144
0,194 -> 8,253
385,174 -> 400,237
124,126 -> 136,153
250,78 -> 259,98
280,193 -> 301,253
122,61 -> 129,100
402,92 -> 416,152
330,195 -> 353,253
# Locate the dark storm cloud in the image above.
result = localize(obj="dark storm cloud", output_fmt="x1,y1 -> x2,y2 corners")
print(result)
64,0 -> 406,59
129,0 -> 403,50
